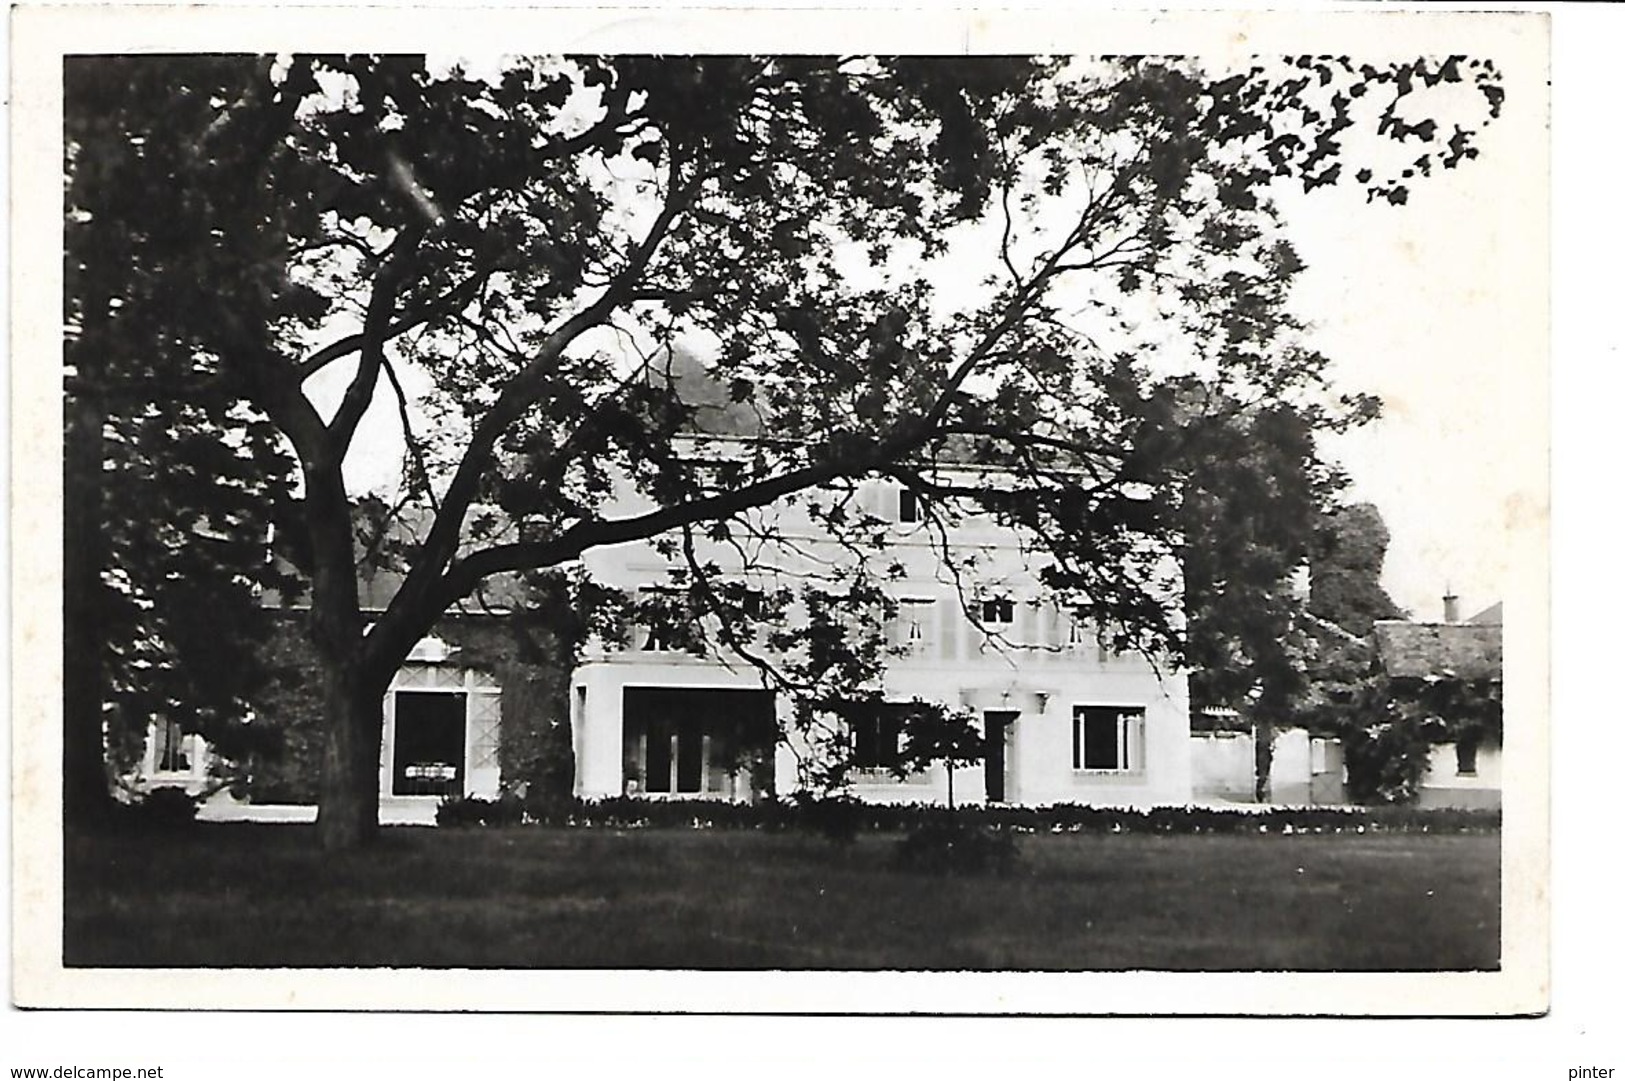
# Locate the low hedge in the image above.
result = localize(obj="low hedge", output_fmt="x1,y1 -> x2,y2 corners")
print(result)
99,787 -> 203,833
434,793 -> 1499,835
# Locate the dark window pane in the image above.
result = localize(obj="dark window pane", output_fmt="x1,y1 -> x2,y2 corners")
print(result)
884,710 -> 905,763
645,718 -> 673,793
853,714 -> 879,767
1081,708 -> 1120,770
392,691 -> 467,796
851,705 -> 906,769
676,717 -> 704,793
900,488 -> 920,522
157,720 -> 189,772
1456,737 -> 1480,776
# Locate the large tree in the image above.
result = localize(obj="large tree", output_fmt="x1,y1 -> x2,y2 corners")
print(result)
64,53 -> 1504,848
1180,398 -> 1343,800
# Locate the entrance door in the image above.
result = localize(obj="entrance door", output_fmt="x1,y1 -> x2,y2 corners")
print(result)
392,691 -> 467,796
984,711 -> 1018,803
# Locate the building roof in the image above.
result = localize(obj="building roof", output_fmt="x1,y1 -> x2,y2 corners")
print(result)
1467,601 -> 1502,625
1373,620 -> 1502,682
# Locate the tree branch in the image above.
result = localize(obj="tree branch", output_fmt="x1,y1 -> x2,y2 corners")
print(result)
364,159 -> 708,666
298,258 -> 496,380
380,353 -> 439,514
325,226 -> 425,456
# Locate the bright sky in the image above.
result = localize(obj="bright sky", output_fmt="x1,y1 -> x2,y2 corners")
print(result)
1279,52 -> 1544,623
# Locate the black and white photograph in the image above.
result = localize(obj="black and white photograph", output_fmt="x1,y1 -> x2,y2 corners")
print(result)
10,2 -> 1572,1037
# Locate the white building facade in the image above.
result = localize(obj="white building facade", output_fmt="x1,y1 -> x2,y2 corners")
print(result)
570,452 -> 1192,808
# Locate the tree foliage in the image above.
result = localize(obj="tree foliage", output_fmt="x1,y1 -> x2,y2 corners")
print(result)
63,52 -> 1505,845
64,58 -> 305,821
1309,502 -> 1407,636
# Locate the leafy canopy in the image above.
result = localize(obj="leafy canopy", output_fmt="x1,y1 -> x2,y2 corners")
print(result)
65,58 -> 305,771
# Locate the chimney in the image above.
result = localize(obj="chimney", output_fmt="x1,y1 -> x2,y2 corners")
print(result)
1443,588 -> 1460,623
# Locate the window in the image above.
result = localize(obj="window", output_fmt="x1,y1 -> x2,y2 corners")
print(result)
622,688 -> 776,798
842,702 -> 933,783
852,707 -> 904,769
979,597 -> 1014,625
899,487 -> 923,523
389,664 -> 502,796
636,587 -> 684,651
641,716 -> 708,793
1072,706 -> 1144,772
736,587 -> 766,620
153,719 -> 189,773
1455,736 -> 1480,777
891,597 -> 936,655
392,691 -> 467,796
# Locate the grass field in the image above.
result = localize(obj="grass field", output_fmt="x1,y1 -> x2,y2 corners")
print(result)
63,824 -> 1499,970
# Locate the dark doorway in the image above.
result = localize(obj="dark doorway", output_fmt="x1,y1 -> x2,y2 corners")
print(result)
623,687 -> 776,800
983,710 -> 1017,803
392,691 -> 467,796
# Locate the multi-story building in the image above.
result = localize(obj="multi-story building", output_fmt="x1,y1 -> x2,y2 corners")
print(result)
569,437 -> 1192,808
136,437 -> 1195,812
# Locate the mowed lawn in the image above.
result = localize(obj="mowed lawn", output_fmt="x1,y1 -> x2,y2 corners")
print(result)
64,824 -> 1499,970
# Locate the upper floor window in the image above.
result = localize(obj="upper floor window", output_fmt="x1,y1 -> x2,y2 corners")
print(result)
979,597 -> 1015,626
891,597 -> 936,655
635,587 -> 685,651
1066,616 -> 1085,649
899,487 -> 923,523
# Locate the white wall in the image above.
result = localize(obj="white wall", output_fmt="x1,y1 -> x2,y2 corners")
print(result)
1190,730 -> 1255,802
1417,740 -> 1503,808
1189,728 -> 1348,806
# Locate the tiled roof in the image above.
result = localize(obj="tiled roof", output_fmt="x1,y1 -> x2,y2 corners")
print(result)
1373,620 -> 1502,681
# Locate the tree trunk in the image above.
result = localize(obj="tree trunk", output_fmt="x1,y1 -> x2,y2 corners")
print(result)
1253,715 -> 1275,804
63,345 -> 114,831
315,663 -> 386,851
299,452 -> 389,853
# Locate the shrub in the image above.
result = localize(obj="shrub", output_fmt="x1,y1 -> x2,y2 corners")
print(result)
1343,717 -> 1435,804
792,793 -> 866,844
114,787 -> 200,831
489,790 -> 527,827
522,788 -> 579,827
437,795 -> 499,828
894,820 -> 1019,876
